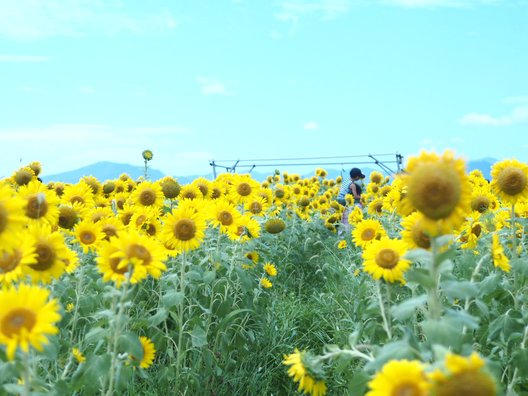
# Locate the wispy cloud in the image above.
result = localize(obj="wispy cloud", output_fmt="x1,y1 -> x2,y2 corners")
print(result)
196,77 -> 230,96
79,86 -> 96,94
460,106 -> 528,126
303,121 -> 319,130
382,0 -> 499,7
0,1 -> 178,40
0,55 -> 49,62
275,0 -> 349,24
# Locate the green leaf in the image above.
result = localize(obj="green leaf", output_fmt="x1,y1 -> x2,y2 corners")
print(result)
190,325 -> 208,348
161,291 -> 184,308
405,268 -> 436,289
203,270 -> 216,284
84,327 -> 107,344
512,349 -> 528,377
390,295 -> 428,321
442,280 -> 479,299
118,332 -> 144,361
149,307 -> 169,326
422,318 -> 463,349
347,371 -> 370,396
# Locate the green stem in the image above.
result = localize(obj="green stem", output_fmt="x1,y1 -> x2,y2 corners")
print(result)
375,281 -> 392,340
175,252 -> 188,381
427,237 -> 442,320
315,347 -> 374,363
511,203 -> 517,257
22,352 -> 31,396
507,324 -> 528,395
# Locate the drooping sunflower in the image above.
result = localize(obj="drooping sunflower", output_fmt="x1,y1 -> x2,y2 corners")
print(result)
130,181 -> 165,210
264,218 -> 286,234
160,206 -> 207,252
74,219 -> 105,254
490,159 -> 528,205
367,198 -> 385,216
99,216 -> 125,241
0,283 -> 61,360
57,203 -> 84,230
362,238 -> 411,283
491,233 -> 510,272
192,177 -> 213,199
11,167 -> 35,186
133,336 -> 156,369
401,212 -> 431,250
18,180 -> 60,226
160,176 -> 181,200
347,205 -> 364,225
81,175 -> 102,196
470,187 -> 499,214
283,349 -> 327,396
366,359 -> 430,396
0,236 -> 37,285
352,219 -> 387,248
431,352 -> 496,396
26,224 -> 69,284
0,184 -> 27,252
401,151 -> 471,236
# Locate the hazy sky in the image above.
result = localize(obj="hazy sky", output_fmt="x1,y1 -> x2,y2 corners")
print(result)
1,0 -> 527,178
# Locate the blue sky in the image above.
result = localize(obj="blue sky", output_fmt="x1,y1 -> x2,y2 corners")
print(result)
1,0 -> 527,179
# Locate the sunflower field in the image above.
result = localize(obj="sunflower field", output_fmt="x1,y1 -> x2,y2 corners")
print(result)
0,151 -> 527,395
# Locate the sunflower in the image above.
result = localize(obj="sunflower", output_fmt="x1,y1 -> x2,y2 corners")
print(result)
72,347 -> 86,363
0,236 -> 37,285
0,184 -> 27,252
244,196 -> 270,216
490,159 -> 528,205
0,283 -> 61,360
264,218 -> 286,234
109,229 -> 167,282
57,204 -> 83,230
337,240 -> 347,249
226,214 -> 260,242
160,177 -> 181,200
11,167 -> 35,186
102,180 -> 116,195
131,181 -> 165,210
74,220 -> 105,254
192,177 -> 213,199
283,349 -> 327,396
26,224 -> 69,284
61,181 -> 95,208
401,212 -> 431,250
352,219 -> 387,248
160,206 -> 206,252
229,175 -> 260,204
401,151 -> 471,236
178,184 -> 202,201
81,175 -> 102,196
362,238 -> 411,283
18,180 -> 60,226
27,161 -> 42,177
347,206 -> 364,225
133,336 -> 156,369
366,359 -> 430,396
208,199 -> 242,232
263,262 -> 277,277
260,278 -> 273,289
470,188 -> 499,214
97,242 -> 137,287
431,352 -> 496,396
62,247 -> 79,274
368,198 -> 384,216
142,149 -> 154,161
100,217 -> 125,241
245,251 -> 259,264
491,233 -> 510,272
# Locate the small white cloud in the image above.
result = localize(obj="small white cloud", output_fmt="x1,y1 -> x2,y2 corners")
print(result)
0,55 -> 49,62
303,121 -> 319,130
460,106 -> 528,126
79,86 -> 96,94
276,0 -> 349,21
197,77 -> 230,96
382,0 -> 494,7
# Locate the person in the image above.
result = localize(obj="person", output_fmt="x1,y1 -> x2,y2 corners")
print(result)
337,167 -> 365,207
337,167 -> 365,233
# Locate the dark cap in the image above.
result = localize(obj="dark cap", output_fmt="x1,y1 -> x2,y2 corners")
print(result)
350,168 -> 365,179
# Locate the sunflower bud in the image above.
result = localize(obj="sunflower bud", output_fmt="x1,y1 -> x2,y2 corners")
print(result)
142,150 -> 153,161
264,219 -> 286,234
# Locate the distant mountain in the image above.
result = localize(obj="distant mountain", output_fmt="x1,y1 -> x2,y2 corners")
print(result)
467,157 -> 496,181
41,161 -> 165,184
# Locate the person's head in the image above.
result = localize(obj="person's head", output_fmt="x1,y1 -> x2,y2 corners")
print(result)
349,167 -> 365,180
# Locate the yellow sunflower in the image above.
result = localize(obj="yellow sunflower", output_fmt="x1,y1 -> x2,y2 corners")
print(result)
362,238 -> 411,283
491,233 -> 510,272
11,167 -> 36,186
0,236 -> 37,285
260,278 -> 273,289
263,262 -> 277,277
208,199 -> 242,233
18,180 -> 60,226
0,283 -> 61,360
178,184 -> 202,201
227,214 -> 260,242
81,175 -> 102,196
72,347 -> 86,363
160,205 -> 206,252
134,336 -> 156,369
491,159 -> 528,205
73,219 -> 105,254
100,216 -> 125,241
131,181 -> 165,210
401,212 -> 431,250
470,187 -> 499,214
401,151 -> 471,236
244,196 -> 270,216
61,181 -> 95,208
347,205 -> 364,225
283,349 -> 327,396
0,184 -> 27,252
160,176 -> 181,200
192,177 -> 213,199
57,203 -> 84,230
26,224 -> 69,284
366,359 -> 430,396
352,219 -> 387,248
431,352 -> 496,396
229,175 -> 260,204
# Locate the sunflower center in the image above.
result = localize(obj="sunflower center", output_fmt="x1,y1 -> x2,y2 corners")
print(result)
361,228 -> 376,241
393,383 -> 422,396
0,249 -> 22,273
139,189 -> 156,206
122,212 -> 133,226
250,202 -> 263,213
472,224 -> 482,237
80,231 -> 96,245
30,243 -> 56,271
471,196 -> 490,213
135,215 -> 147,227
145,223 -> 157,236
26,194 -> 49,219
58,207 -> 78,230
237,183 -> 252,197
173,219 -> 197,241
412,224 -> 431,249
211,188 -> 222,199
70,196 -> 85,205
182,191 -> 197,200
0,205 -> 8,233
375,248 -> 399,269
275,189 -> 285,199
1,308 -> 37,337
435,370 -> 496,396
408,164 -> 461,220
127,244 -> 152,265
373,202 -> 383,213
102,224 -> 118,240
299,198 -> 310,207
14,170 -> 33,186
497,167 -> 527,196
218,211 -> 234,226
109,257 -> 128,274
197,184 -> 208,196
